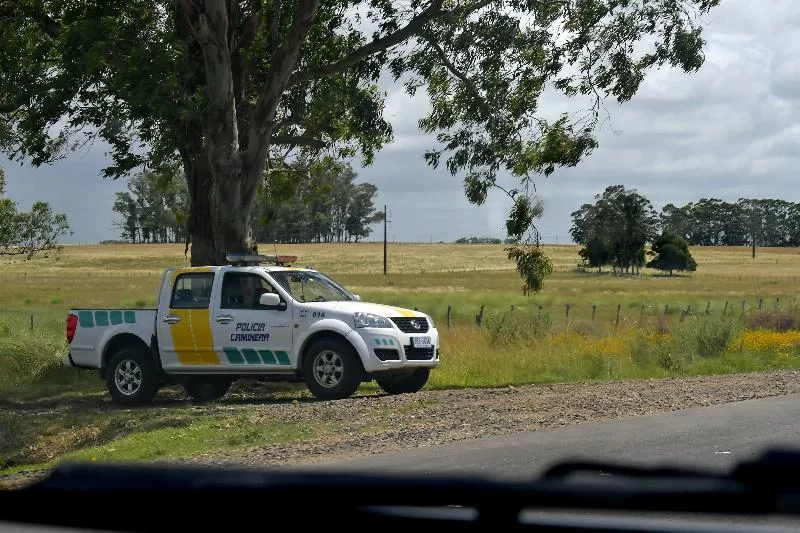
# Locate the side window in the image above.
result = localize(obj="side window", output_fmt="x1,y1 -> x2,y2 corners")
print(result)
171,273 -> 214,309
221,273 -> 276,310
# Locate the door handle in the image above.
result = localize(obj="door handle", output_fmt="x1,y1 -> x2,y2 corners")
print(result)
215,314 -> 234,324
162,315 -> 181,324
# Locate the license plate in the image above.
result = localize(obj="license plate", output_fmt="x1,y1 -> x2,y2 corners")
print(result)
412,336 -> 432,348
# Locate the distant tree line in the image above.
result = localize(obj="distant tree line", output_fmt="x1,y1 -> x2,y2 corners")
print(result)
113,159 -> 383,245
253,159 -> 383,244
572,187 -> 800,276
661,199 -> 800,247
112,170 -> 189,244
455,236 -> 518,244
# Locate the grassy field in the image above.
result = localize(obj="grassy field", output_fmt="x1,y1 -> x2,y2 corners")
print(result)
1,242 -> 800,474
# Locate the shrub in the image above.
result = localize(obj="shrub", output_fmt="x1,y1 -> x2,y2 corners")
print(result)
483,309 -> 551,343
744,310 -> 798,332
693,317 -> 739,358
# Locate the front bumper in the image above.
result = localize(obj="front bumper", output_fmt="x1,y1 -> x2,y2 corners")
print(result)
346,327 -> 441,373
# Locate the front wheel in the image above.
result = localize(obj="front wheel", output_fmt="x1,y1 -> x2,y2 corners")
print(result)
375,368 -> 430,395
106,348 -> 160,406
303,337 -> 363,400
183,377 -> 232,403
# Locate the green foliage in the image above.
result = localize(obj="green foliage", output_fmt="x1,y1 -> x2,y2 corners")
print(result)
646,231 -> 697,275
572,185 -> 657,274
578,232 -> 612,272
0,167 -> 71,259
506,244 -> 554,295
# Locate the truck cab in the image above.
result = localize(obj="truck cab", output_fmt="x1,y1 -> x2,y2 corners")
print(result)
66,255 -> 440,405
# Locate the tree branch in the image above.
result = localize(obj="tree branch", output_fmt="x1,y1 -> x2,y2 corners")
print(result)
271,135 -> 325,149
245,0 -> 319,175
424,35 -> 482,100
231,2 -> 264,55
289,0 -> 495,87
0,1 -> 60,40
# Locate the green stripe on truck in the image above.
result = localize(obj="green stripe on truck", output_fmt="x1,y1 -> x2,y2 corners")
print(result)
275,351 -> 290,365
258,350 -> 277,364
95,311 -> 109,327
224,347 -> 245,365
78,311 -> 94,328
240,348 -> 261,365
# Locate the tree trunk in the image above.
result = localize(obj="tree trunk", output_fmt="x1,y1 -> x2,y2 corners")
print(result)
184,150 -> 253,266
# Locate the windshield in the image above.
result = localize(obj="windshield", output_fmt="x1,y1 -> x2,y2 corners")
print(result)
268,271 -> 357,303
6,2 -> 800,528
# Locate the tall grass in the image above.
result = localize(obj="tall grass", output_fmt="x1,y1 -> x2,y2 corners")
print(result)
0,314 -> 94,396
429,312 -> 800,389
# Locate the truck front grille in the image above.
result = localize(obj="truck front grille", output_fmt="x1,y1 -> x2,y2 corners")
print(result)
404,346 -> 435,360
374,348 -> 400,361
390,317 -> 429,333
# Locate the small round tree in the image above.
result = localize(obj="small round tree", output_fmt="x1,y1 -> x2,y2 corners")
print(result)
646,231 -> 697,276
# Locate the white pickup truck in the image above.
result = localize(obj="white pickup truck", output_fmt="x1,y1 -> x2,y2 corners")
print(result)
65,255 -> 439,405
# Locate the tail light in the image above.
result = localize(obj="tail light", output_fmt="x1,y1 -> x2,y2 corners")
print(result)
67,314 -> 78,344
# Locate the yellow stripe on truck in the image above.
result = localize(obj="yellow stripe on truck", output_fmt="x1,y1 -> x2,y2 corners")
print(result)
168,266 -> 218,365
392,307 -> 416,318
169,309 -> 219,365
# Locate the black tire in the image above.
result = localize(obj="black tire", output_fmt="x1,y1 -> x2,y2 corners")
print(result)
106,348 -> 160,406
183,377 -> 232,403
375,368 -> 430,395
302,337 -> 363,400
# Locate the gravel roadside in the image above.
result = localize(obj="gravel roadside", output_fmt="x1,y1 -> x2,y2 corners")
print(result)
3,370 -> 799,489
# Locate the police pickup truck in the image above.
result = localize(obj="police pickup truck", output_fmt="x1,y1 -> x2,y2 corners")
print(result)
65,254 -> 439,405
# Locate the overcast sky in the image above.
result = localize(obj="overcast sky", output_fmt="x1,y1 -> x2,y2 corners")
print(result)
3,0 -> 799,244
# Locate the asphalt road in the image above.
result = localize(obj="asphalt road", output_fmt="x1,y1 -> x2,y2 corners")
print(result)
309,393 -> 800,479
300,393 -> 800,531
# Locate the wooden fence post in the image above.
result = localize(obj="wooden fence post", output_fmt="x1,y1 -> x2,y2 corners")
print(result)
565,305 -> 570,323
705,302 -> 711,315
475,304 -> 485,328
664,304 -> 669,316
592,304 -> 596,322
741,300 -> 746,315
615,305 -> 621,328
30,314 -> 34,331
447,305 -> 452,328
758,298 -> 763,310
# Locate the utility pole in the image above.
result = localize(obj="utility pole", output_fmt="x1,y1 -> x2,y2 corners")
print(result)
383,204 -> 387,275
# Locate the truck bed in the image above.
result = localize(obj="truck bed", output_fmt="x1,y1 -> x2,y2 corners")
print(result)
67,308 -> 157,369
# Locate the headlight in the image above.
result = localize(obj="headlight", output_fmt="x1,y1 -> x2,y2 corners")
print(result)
353,312 -> 392,328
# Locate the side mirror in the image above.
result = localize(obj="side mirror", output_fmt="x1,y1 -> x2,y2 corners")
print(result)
259,293 -> 281,308
353,294 -> 361,301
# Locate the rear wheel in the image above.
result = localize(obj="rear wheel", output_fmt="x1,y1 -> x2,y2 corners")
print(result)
303,338 -> 363,400
106,348 -> 160,406
183,377 -> 232,403
375,368 -> 430,395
